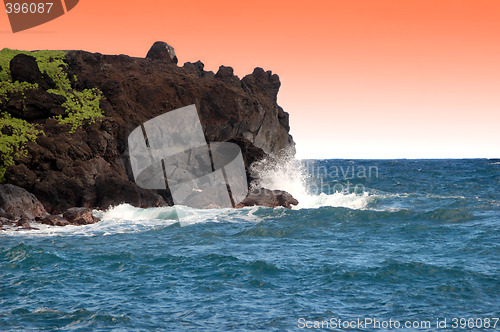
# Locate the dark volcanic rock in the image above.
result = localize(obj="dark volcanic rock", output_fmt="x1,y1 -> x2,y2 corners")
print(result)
63,207 -> 99,225
146,41 -> 178,64
215,66 -> 240,86
5,89 -> 66,120
183,60 -> 205,76
1,216 -> 15,228
0,184 -> 48,220
2,42 -> 296,212
15,217 -> 39,230
0,207 -> 16,220
236,188 -> 299,209
0,208 -> 16,228
242,67 -> 281,102
17,218 -> 30,227
40,215 -> 70,226
10,54 -> 55,90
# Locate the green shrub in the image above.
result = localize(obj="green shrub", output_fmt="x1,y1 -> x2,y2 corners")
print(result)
0,112 -> 44,181
0,48 -> 104,131
0,48 -> 105,180
52,87 -> 104,133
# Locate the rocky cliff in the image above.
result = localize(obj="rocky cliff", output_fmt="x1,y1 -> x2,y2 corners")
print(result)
0,42 -> 295,214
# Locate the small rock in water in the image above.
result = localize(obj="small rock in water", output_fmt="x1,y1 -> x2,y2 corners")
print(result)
236,188 -> 298,209
40,215 -> 70,227
63,207 -> 100,225
15,218 -> 39,230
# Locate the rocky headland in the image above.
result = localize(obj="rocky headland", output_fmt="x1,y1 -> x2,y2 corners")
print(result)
0,42 -> 297,230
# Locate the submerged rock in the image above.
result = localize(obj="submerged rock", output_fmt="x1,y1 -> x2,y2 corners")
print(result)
40,215 -> 70,226
236,188 -> 298,209
63,207 -> 100,225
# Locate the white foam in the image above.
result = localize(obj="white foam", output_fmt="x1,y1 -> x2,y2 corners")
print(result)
99,203 -> 178,222
0,153 -> 382,237
99,203 -> 262,228
0,204 -> 268,237
294,191 -> 372,209
249,149 -> 373,210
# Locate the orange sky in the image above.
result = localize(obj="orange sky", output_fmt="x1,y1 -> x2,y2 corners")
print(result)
2,0 -> 499,158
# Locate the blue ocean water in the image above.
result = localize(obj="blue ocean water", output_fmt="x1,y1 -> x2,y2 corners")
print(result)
1,159 -> 499,331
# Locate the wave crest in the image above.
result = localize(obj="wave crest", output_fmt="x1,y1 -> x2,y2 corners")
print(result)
249,149 -> 372,209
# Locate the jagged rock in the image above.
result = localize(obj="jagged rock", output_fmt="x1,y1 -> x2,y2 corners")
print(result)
17,218 -> 31,227
40,215 -> 70,226
63,207 -> 99,225
9,54 -> 55,90
236,188 -> 299,209
215,66 -> 240,86
242,67 -> 281,101
183,60 -> 203,75
16,221 -> 39,230
0,184 -> 48,220
16,217 -> 39,230
146,41 -> 178,64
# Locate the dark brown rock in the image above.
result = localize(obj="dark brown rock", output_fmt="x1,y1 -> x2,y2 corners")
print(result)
236,188 -> 299,209
183,60 -> 205,76
146,41 -> 178,64
0,216 -> 12,227
63,207 -> 100,225
40,215 -> 70,226
5,88 -> 66,120
0,184 -> 48,220
16,220 -> 39,230
215,66 -> 240,86
242,67 -> 281,102
16,218 -> 31,227
9,54 -> 55,90
0,207 -> 16,220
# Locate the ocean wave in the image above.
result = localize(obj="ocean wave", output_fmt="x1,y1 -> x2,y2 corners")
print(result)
0,204 -> 269,237
420,208 -> 475,222
248,150 -> 374,210
1,243 -> 63,267
5,307 -> 131,329
0,202 -> 478,238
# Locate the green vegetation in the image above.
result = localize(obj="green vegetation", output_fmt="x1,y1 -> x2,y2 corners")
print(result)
53,87 -> 104,132
0,48 -> 104,132
0,48 -> 105,180
0,112 -> 44,181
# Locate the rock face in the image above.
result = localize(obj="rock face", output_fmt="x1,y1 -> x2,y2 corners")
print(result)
9,54 -> 55,90
0,184 -> 48,220
1,42 -> 296,213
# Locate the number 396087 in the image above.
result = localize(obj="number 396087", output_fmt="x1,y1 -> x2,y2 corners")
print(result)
5,2 -> 53,14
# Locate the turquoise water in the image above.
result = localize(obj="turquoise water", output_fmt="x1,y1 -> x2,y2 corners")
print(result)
1,159 -> 499,330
